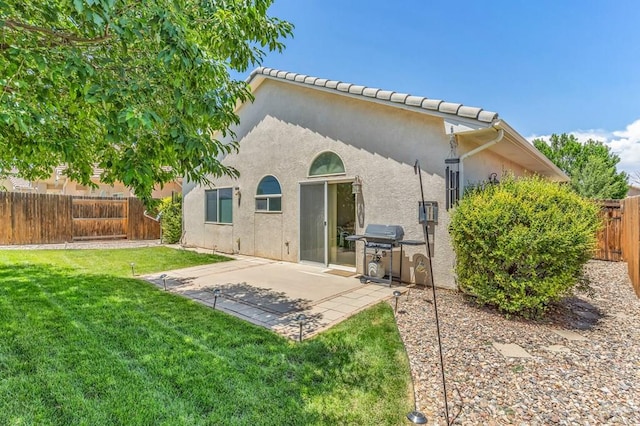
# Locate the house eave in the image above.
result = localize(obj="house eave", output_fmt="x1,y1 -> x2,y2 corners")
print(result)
244,67 -> 498,130
454,122 -> 569,182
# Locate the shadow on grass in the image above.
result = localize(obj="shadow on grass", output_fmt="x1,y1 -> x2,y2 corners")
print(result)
0,263 -> 411,425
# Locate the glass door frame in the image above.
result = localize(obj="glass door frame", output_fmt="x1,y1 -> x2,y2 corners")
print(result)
298,178 -> 356,269
299,181 -> 328,265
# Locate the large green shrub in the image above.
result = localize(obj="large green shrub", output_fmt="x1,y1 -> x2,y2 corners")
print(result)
159,194 -> 182,244
449,175 -> 600,317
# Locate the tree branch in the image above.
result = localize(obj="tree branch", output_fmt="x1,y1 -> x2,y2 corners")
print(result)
3,19 -> 112,44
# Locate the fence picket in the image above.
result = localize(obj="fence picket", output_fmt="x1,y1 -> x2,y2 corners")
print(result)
0,193 -> 159,244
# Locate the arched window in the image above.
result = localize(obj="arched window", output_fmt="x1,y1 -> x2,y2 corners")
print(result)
255,175 -> 282,212
309,151 -> 345,176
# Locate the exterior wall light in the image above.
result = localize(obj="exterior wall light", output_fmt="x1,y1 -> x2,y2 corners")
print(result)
351,176 -> 362,195
489,172 -> 499,185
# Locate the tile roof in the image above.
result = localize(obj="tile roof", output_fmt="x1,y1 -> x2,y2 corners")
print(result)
250,67 -> 499,124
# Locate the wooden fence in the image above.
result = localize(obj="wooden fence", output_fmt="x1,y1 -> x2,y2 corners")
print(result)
0,193 -> 160,245
593,198 -> 640,297
594,200 -> 623,261
620,197 -> 640,297
72,197 -> 128,240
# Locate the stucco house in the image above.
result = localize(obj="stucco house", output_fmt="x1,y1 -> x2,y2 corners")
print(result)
183,67 -> 567,289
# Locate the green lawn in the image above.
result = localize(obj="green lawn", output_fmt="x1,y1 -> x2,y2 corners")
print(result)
0,247 -> 413,425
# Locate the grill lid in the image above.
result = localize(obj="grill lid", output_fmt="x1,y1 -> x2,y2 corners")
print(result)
363,224 -> 405,241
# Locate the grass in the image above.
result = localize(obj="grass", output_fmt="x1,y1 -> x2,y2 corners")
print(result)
0,247 -> 413,425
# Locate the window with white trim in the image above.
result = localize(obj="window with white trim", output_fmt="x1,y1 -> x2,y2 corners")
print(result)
255,175 -> 282,212
205,188 -> 233,223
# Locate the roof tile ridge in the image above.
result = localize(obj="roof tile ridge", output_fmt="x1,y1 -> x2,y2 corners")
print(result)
253,66 -> 499,122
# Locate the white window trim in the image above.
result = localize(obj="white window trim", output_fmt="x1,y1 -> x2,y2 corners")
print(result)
306,172 -> 346,178
255,194 -> 282,213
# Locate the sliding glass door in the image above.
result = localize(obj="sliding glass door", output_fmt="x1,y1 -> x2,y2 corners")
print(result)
300,181 -> 355,267
300,183 -> 326,264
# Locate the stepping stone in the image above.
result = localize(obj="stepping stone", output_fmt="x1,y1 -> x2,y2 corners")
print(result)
552,329 -> 588,341
493,342 -> 533,358
542,345 -> 571,353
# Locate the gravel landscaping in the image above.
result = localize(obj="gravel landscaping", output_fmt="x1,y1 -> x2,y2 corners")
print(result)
395,260 -> 640,425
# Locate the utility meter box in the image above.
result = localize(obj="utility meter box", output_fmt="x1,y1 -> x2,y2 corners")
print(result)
418,201 -> 438,224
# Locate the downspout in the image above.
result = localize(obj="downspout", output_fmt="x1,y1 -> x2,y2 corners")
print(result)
459,124 -> 504,195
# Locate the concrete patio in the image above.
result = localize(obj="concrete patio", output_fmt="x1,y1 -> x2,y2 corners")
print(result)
144,255 -> 401,340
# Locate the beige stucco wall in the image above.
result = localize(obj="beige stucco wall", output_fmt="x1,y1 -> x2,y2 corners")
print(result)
184,79 -> 533,289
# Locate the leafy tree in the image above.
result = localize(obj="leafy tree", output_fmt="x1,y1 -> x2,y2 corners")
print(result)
533,133 -> 628,199
0,1 -> 293,204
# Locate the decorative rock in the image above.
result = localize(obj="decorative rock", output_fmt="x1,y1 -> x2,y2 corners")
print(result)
393,260 -> 640,425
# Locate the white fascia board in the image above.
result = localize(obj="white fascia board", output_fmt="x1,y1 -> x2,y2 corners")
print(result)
495,121 -> 569,182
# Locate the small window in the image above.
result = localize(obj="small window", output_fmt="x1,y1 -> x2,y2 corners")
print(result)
309,151 -> 345,176
205,188 -> 233,223
255,175 -> 282,212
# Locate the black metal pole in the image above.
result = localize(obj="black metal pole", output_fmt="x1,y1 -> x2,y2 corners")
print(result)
414,160 -> 450,425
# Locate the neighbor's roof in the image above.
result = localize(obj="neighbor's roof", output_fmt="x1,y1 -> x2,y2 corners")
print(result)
8,176 -> 33,191
249,67 -> 498,124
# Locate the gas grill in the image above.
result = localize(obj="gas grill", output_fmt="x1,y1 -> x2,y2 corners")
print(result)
346,224 -> 405,286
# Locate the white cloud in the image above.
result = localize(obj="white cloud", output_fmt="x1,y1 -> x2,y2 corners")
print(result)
609,120 -> 640,173
527,119 -> 640,174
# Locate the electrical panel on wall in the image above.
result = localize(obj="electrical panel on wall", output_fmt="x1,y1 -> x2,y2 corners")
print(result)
418,201 -> 438,224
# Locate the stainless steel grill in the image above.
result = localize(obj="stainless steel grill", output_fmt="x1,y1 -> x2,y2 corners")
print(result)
357,224 -> 405,247
347,224 -> 405,285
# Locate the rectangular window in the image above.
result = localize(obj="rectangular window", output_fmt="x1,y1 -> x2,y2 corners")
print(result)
205,188 -> 233,223
255,195 -> 282,212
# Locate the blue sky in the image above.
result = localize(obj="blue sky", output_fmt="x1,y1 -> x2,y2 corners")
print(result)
239,0 -> 640,173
